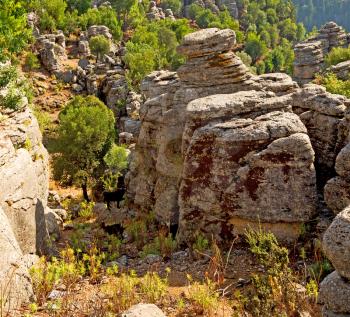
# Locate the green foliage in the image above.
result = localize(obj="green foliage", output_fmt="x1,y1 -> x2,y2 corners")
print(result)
235,227 -> 315,316
188,4 -> 242,40
192,233 -> 209,253
53,96 -> 115,195
32,107 -> 53,133
187,276 -> 219,315
25,52 -> 41,71
160,0 -> 183,16
67,0 -> 92,14
140,233 -> 177,258
78,201 -> 95,219
124,18 -> 193,89
34,0 -> 68,32
316,73 -> 350,98
293,0 -> 350,31
89,35 -> 111,61
104,144 -> 129,173
0,64 -> 30,111
325,46 -> 350,67
245,32 -> 268,63
0,0 -> 32,60
79,7 -> 123,39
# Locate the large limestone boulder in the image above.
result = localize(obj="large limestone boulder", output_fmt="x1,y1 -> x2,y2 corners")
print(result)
178,93 -> 317,242
319,271 -> 350,314
323,207 -> 350,280
0,206 -> 35,311
0,107 -> 50,254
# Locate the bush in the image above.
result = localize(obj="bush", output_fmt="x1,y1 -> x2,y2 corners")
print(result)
25,52 -> 41,71
89,35 -> 110,62
325,46 -> 350,66
316,72 -> 350,97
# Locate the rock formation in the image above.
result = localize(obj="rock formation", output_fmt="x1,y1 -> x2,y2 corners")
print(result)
126,28 -> 322,243
0,65 -> 54,310
293,22 -> 349,84
319,207 -> 350,316
36,31 -> 67,73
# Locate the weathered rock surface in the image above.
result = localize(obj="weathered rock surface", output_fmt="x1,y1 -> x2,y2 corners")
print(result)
0,77 -> 51,310
122,303 -> 166,317
323,207 -> 350,280
292,84 -> 350,178
179,100 -> 316,242
293,22 -> 349,83
127,28 -> 319,243
36,32 -> 67,72
0,206 -> 35,311
330,60 -> 350,80
319,271 -> 350,314
0,107 -> 50,254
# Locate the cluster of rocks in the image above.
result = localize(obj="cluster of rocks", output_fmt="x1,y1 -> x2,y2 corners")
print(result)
147,1 -> 175,20
319,206 -> 350,316
294,22 -> 350,84
0,71 -> 60,310
35,31 -> 67,73
126,28 -> 319,243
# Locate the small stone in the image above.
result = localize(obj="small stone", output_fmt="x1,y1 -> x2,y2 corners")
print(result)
122,303 -> 166,317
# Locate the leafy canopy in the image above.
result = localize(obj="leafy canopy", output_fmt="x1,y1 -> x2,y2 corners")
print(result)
53,96 -> 115,190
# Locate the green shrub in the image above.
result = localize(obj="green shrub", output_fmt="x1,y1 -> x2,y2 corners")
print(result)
78,201 -> 95,219
0,65 -> 17,88
316,73 -> 350,97
25,52 -> 40,71
325,46 -> 350,66
89,35 -> 111,62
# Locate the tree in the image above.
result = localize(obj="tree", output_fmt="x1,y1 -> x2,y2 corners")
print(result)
34,0 -> 67,32
67,0 -> 92,14
53,96 -> 115,201
245,32 -> 268,63
0,0 -> 32,60
89,35 -> 110,62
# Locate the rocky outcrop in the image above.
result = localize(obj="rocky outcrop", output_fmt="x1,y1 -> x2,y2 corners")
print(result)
126,28 -> 319,243
329,60 -> 350,80
36,31 -> 67,72
147,1 -> 166,20
319,207 -> 350,316
291,84 -> 350,182
0,67 -> 53,310
293,22 -> 349,84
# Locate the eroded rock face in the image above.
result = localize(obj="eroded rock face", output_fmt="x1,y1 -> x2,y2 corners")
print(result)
323,207 -> 350,280
293,22 -> 349,84
319,271 -> 350,314
127,28 -> 319,243
292,84 -> 350,181
0,206 -> 35,312
179,97 -> 316,242
0,107 -> 50,254
320,207 -> 350,316
0,91 -> 51,310
36,32 -> 67,72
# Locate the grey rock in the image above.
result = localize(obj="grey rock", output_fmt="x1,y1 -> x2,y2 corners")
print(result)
319,271 -> 350,314
323,207 -> 350,279
122,304 -> 166,317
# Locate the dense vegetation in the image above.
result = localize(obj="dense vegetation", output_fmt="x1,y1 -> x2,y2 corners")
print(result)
293,0 -> 350,31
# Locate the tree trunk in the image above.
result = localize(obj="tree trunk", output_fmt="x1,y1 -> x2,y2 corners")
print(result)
82,183 -> 90,202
